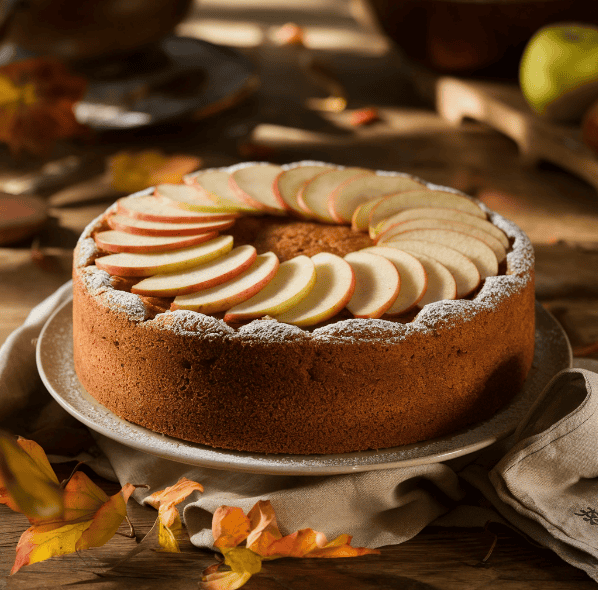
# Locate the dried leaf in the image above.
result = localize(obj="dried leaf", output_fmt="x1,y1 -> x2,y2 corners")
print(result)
145,477 -> 204,552
274,23 -> 305,46
108,150 -> 202,193
0,434 -> 63,522
350,107 -> 380,127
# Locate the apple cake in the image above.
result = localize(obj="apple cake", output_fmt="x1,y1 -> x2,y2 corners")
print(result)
72,161 -> 535,454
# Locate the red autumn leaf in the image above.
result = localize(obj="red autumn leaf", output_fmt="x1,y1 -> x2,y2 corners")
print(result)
350,107 -> 380,127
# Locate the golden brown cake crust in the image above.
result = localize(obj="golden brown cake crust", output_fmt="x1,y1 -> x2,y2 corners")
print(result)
72,166 -> 536,455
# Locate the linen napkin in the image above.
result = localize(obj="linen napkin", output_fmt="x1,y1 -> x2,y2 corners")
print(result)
2,283 -> 598,582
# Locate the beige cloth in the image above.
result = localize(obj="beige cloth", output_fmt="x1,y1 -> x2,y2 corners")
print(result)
2,284 -> 598,582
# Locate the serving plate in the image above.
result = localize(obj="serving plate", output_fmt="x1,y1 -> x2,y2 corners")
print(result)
37,299 -> 571,475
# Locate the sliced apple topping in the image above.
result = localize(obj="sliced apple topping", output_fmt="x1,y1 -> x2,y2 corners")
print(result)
94,230 -> 218,253
360,247 -> 427,315
224,255 -> 316,322
172,252 -> 279,314
95,235 -> 234,277
117,194 -> 239,223
328,173 -> 425,224
399,251 -> 457,307
377,218 -> 506,262
381,239 -> 479,298
155,183 -> 245,213
229,163 -> 287,213
368,189 -> 486,236
297,168 -> 374,222
273,164 -> 335,216
107,213 -> 235,237
344,251 -> 400,318
274,253 -> 355,327
131,245 -> 257,296
373,206 -> 509,248
351,197 -> 384,232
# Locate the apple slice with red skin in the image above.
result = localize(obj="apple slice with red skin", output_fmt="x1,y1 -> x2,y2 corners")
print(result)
130,245 -> 257,297
95,235 -> 233,277
155,183 -> 245,213
224,255 -> 316,322
107,213 -> 235,237
351,197 -> 384,232
229,163 -> 287,213
344,251 -> 400,318
377,218 -> 506,262
297,168 -> 373,222
399,251 -> 457,307
360,247 -> 427,315
172,252 -> 280,314
386,229 -> 498,280
368,189 -> 486,236
373,206 -> 509,249
273,164 -> 335,216
274,253 -> 355,327
379,239 -> 479,298
118,195 -> 239,223
328,173 -> 425,224
94,229 -> 218,253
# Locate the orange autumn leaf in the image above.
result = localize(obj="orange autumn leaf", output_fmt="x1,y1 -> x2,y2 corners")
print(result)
145,477 -> 204,552
274,22 -> 305,46
0,57 -> 88,156
108,150 -> 202,193
0,434 -> 63,522
350,107 -> 380,127
11,471 -> 135,574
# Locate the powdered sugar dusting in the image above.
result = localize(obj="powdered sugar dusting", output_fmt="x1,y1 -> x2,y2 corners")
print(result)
238,319 -> 307,342
76,238 -> 100,268
80,267 -> 111,293
148,310 -> 234,338
103,289 -> 147,321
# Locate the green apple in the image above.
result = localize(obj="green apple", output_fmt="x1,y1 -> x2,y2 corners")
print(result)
519,23 -> 598,122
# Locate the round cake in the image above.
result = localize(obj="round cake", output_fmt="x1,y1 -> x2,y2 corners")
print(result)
72,161 -> 535,455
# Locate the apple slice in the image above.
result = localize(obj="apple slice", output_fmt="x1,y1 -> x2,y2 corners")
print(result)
344,251 -> 400,318
224,255 -> 316,322
377,218 -> 506,262
155,183 -> 244,213
95,235 -> 234,277
229,163 -> 287,213
360,247 -> 427,315
94,230 -> 218,253
172,252 -> 280,314
274,253 -> 355,327
185,169 -> 262,213
351,197 -> 384,232
273,164 -> 335,216
373,206 -> 509,249
386,229 -> 498,280
368,189 -> 486,236
297,168 -> 373,222
118,195 -> 239,223
380,239 -> 479,298
107,213 -> 235,237
328,173 -> 425,224
399,251 -> 457,307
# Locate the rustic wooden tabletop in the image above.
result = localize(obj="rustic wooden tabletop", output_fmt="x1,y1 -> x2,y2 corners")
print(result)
1,0 -> 598,587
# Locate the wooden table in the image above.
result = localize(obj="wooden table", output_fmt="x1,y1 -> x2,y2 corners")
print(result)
2,0 -> 598,587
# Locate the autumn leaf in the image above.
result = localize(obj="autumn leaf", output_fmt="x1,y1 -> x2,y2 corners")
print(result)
0,57 -> 88,156
107,150 -> 202,193
0,433 -> 64,522
11,471 -> 135,574
201,500 -> 379,589
145,477 -> 204,552
350,107 -> 380,127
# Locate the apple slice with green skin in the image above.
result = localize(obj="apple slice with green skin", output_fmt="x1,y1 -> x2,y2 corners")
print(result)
185,169 -> 263,213
155,183 -> 245,213
118,195 -> 239,223
172,252 -> 279,314
273,164 -> 335,216
107,213 -> 235,237
328,173 -> 425,224
274,253 -> 355,327
95,235 -> 233,277
373,206 -> 509,249
297,168 -> 373,222
386,229 -> 498,280
94,229 -> 218,253
368,189 -> 486,236
360,247 -> 427,315
377,218 -> 506,262
229,163 -> 287,213
224,255 -> 316,322
131,245 -> 257,296
351,197 -> 384,232
344,251 -> 400,318
379,239 -> 479,298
